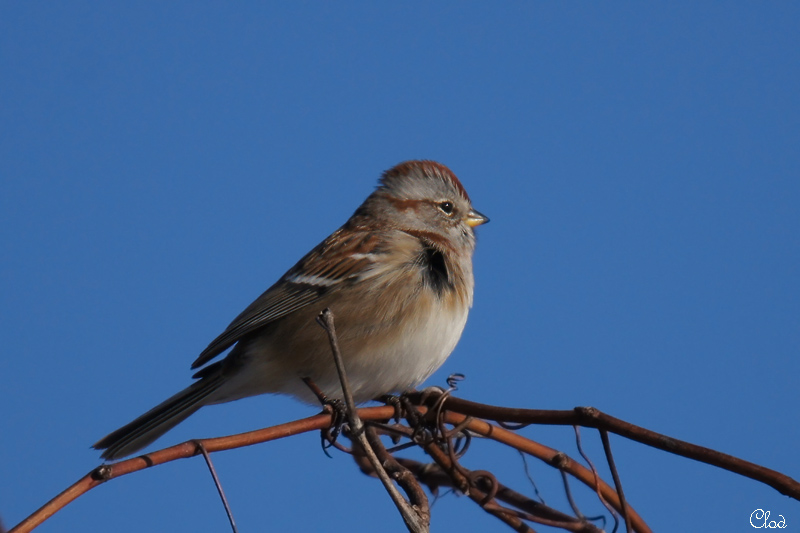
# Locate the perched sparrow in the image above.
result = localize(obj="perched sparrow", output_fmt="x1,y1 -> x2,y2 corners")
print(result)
94,160 -> 488,460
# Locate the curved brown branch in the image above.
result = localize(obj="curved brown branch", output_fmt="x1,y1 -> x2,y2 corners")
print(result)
411,392 -> 800,500
10,407 -> 396,533
12,389 -> 797,533
436,411 -> 652,533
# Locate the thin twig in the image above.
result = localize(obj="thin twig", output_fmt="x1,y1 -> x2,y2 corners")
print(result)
518,451 -> 546,504
573,426 -> 618,533
559,469 -> 582,519
194,441 -> 238,533
316,308 -> 429,533
600,430 -> 632,533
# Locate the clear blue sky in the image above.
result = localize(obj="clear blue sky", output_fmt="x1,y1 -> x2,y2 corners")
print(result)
2,3 -> 798,532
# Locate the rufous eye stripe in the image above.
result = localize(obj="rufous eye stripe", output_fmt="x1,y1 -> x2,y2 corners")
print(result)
400,228 -> 457,252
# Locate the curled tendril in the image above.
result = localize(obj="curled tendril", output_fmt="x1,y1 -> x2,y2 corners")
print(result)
469,469 -> 499,505
446,373 -> 466,389
451,431 -> 473,458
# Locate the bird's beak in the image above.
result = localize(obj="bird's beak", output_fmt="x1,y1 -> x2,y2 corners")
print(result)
465,209 -> 489,227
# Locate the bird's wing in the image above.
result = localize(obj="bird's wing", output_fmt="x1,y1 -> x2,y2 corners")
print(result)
190,227 -> 380,369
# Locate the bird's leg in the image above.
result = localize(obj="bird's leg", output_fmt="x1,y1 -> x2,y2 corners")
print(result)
302,377 -> 347,456
377,394 -> 403,424
378,391 -> 433,444
375,394 -> 405,445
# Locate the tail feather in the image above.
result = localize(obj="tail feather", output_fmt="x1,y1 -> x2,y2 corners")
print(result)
94,366 -> 225,460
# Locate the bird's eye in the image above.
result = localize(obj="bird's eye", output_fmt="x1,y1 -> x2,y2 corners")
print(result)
438,201 -> 455,215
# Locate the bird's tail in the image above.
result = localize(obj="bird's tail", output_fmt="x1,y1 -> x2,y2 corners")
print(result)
93,363 -> 225,460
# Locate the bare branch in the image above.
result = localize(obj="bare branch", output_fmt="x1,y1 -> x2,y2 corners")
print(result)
194,440 -> 238,533
409,392 -> 800,500
12,386 -> 798,533
316,309 -> 429,533
10,408 -> 396,533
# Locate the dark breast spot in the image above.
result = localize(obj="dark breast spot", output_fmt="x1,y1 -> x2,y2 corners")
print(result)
420,243 -> 452,297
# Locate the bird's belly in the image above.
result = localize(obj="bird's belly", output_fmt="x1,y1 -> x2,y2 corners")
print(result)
211,285 -> 471,406
337,301 -> 470,402
223,306 -> 467,405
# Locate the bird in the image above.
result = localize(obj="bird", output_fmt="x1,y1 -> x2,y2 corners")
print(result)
94,160 -> 489,460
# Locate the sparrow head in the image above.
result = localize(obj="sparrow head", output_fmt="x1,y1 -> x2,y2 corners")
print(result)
361,160 -> 489,254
